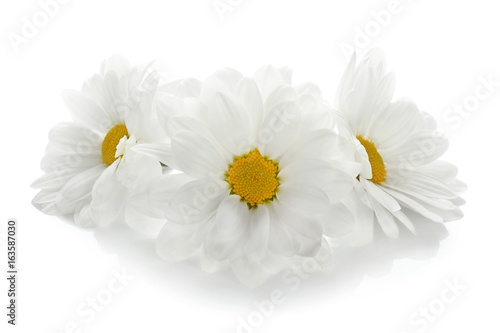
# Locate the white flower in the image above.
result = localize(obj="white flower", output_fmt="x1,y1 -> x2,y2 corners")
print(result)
32,55 -> 169,228
148,66 -> 358,287
332,50 -> 467,244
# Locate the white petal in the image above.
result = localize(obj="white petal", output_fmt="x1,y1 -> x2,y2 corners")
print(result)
200,245 -> 227,273
148,173 -> 194,213
418,161 -> 467,194
368,195 -> 399,238
125,196 -> 165,235
392,210 -> 416,235
361,178 -> 400,212
380,186 -> 444,222
155,95 -> 183,131
263,85 -> 295,115
114,152 -> 162,189
409,169 -> 464,199
267,204 -> 300,256
388,173 -> 459,201
40,149 -> 102,173
234,77 -> 264,138
253,65 -> 286,101
278,66 -> 293,84
205,195 -> 249,260
89,161 -> 128,226
279,158 -> 354,203
159,78 -> 201,98
211,68 -> 244,91
244,206 -> 270,261
279,129 -> 339,166
171,130 -> 228,178
48,123 -> 102,152
54,164 -> 105,214
32,171 -> 76,190
294,233 -> 322,257
167,178 -> 228,224
335,50 -> 395,133
295,82 -> 322,100
82,74 -> 122,124
320,202 -> 356,238
340,191 -> 375,246
74,201 -> 94,227
354,136 -> 373,179
32,190 -> 59,215
230,257 -> 272,288
272,200 -> 322,239
367,99 -> 421,149
156,218 -> 214,262
388,185 -> 464,222
258,100 -> 301,159
381,126 -> 449,168
61,90 -> 112,133
100,54 -> 131,77
32,189 -> 58,204
276,181 -> 330,214
205,91 -> 253,155
199,68 -> 243,102
334,52 -> 357,110
131,143 -> 172,165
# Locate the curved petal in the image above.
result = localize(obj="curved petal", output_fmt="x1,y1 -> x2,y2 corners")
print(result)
167,177 -> 228,224
272,200 -> 323,240
159,78 -> 201,98
130,143 -> 172,166
125,197 -> 165,235
199,68 -> 243,102
61,90 -> 112,134
234,77 -> 264,139
74,201 -> 94,227
335,50 -> 395,132
258,100 -> 301,160
253,65 -> 286,101
244,205 -> 270,261
205,91 -> 253,155
156,218 -> 214,262
279,129 -> 340,166
361,178 -> 400,212
279,158 -> 354,203
54,164 -> 106,214
205,195 -> 249,261
89,161 -> 128,226
267,204 -> 300,256
276,181 -> 330,214
320,202 -> 356,238
340,191 -> 375,246
100,54 -> 131,77
368,195 -> 399,238
48,123 -> 102,152
380,186 -> 444,222
171,130 -> 228,178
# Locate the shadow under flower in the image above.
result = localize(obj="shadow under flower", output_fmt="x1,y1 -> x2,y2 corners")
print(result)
87,209 -> 449,305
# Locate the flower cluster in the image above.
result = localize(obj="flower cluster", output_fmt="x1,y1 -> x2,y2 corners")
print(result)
32,50 -> 466,287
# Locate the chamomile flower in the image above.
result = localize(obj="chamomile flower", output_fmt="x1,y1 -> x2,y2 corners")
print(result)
149,66 -> 358,286
333,50 -> 466,243
32,55 -> 169,228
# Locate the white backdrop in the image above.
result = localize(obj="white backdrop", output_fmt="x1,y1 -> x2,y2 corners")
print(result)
1,0 -> 499,332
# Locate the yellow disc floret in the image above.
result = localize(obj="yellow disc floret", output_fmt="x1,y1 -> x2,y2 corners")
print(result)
226,149 -> 280,208
101,124 -> 129,165
356,135 -> 387,184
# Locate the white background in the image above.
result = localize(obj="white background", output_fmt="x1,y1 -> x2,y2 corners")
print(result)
1,0 -> 499,332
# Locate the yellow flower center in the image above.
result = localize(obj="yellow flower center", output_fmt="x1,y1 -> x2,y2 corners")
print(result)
226,149 -> 280,208
356,135 -> 387,184
101,124 -> 129,165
